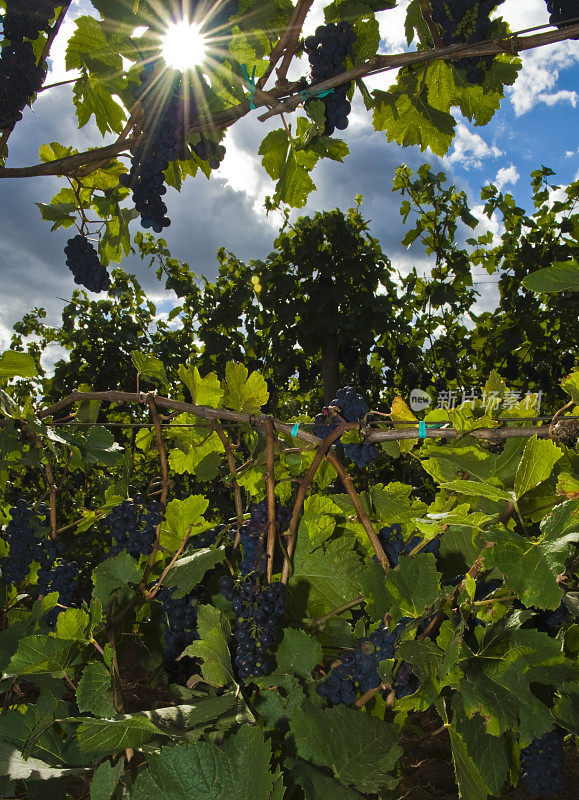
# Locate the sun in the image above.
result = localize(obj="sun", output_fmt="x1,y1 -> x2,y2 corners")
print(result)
161,19 -> 207,71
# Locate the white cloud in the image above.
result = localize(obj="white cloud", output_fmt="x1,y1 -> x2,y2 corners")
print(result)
493,164 -> 520,192
446,123 -> 503,169
508,41 -> 579,115
378,0 -> 410,53
498,0 -> 549,32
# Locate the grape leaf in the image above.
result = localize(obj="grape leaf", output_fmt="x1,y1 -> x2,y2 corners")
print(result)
131,726 -> 282,800
440,480 -> 512,503
162,495 -> 209,550
0,351 -> 38,379
164,547 -> 226,598
92,552 -> 143,605
291,535 -> 365,619
90,760 -> 124,800
77,718 -> 160,754
273,628 -> 322,680
223,362 -> 269,412
514,436 -> 564,499
76,662 -> 116,718
383,553 -> 441,618
130,352 -> 169,387
522,261 -> 579,293
177,365 -> 223,407
484,500 -> 579,609
180,605 -> 234,687
0,743 -> 87,780
289,703 -> 401,794
447,726 -> 491,800
287,757 -> 366,800
7,636 -> 77,678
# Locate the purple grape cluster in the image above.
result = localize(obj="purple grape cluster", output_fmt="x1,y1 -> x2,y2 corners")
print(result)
37,559 -> 80,627
377,523 -> 440,567
0,501 -> 52,585
430,0 -> 505,84
106,497 -> 162,558
0,1 -> 56,129
238,500 -> 291,576
546,1 -> 578,27
533,600 -> 571,630
317,618 -> 420,705
302,22 -> 356,135
218,574 -> 285,680
188,524 -> 226,550
120,63 -> 226,233
313,387 -> 379,468
64,235 -> 111,293
521,729 -> 567,797
155,585 -> 200,674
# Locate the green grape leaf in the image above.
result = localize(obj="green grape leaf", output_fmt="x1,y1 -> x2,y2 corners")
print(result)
76,662 -> 116,718
0,743 -> 87,780
290,703 -> 401,794
287,757 -> 366,800
90,759 -> 125,800
383,554 -> 441,618
84,426 -> 124,466
177,365 -> 224,407
0,350 -> 38,379
554,681 -> 579,734
447,725 -> 492,800
485,500 -> 579,609
92,552 -> 143,605
7,635 -> 77,678
458,626 -> 578,743
73,74 -> 126,136
373,81 -> 455,156
77,717 -> 160,754
180,605 -> 234,687
291,535 -> 365,619
162,495 -> 209,550
131,726 -> 282,800
522,261 -> 579,293
440,480 -> 512,503
54,608 -> 90,642
561,369 -> 579,405
274,628 -> 322,679
223,362 -> 269,412
164,547 -> 227,598
130,352 -> 169,387
451,702 -> 509,797
514,436 -> 564,499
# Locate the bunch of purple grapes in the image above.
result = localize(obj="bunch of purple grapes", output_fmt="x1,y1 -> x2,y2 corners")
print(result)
430,0 -> 505,84
546,1 -> 578,27
377,523 -> 440,567
219,574 -> 285,680
0,1 -> 56,130
155,585 -> 200,675
64,235 -> 111,294
313,386 -> 379,468
37,559 -> 80,627
317,617 -> 420,705
520,729 -> 567,797
121,63 -> 226,233
302,22 -> 356,135
238,500 -> 291,576
0,500 -> 51,584
106,496 -> 162,558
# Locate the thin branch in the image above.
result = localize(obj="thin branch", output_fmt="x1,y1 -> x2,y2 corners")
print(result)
264,418 -> 277,582
212,421 -> 245,549
275,0 -> 314,85
325,452 -> 390,571
305,596 -> 365,627
141,394 -> 170,586
145,526 -> 192,599
257,0 -> 314,89
281,424 -> 352,585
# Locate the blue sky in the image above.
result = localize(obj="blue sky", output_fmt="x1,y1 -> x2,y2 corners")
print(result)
0,0 -> 577,360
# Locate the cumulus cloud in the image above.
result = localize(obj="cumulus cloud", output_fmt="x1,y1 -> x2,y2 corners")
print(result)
446,123 -> 503,169
493,164 -> 520,192
508,41 -> 579,116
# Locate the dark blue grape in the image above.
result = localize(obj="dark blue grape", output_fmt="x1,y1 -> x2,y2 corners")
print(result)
64,235 -> 110,293
521,729 -> 567,797
105,497 -> 162,558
